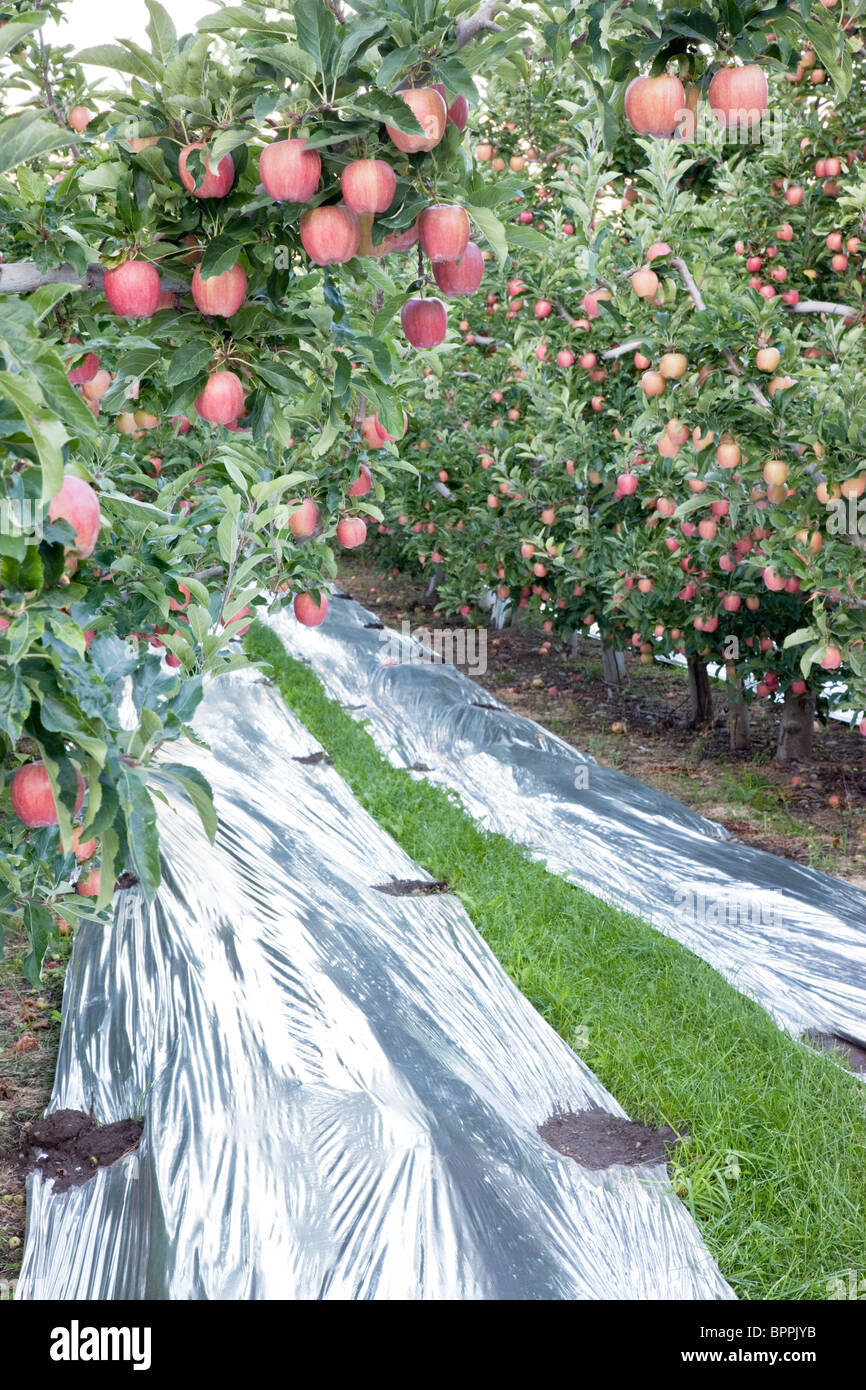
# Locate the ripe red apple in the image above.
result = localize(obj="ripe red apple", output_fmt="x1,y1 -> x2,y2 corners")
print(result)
179,141 -> 235,198
641,370 -> 666,397
534,299 -> 553,319
385,87 -> 447,154
71,825 -> 98,862
419,204 -> 470,263
708,64 -> 768,129
624,74 -> 686,138
289,498 -> 318,538
618,473 -> 638,495
10,761 -> 84,827
76,866 -> 101,897
294,592 -> 329,626
341,159 -> 397,215
103,260 -> 160,317
631,267 -> 658,298
67,349 -> 99,387
82,369 -> 112,401
67,105 -> 93,132
191,260 -> 247,317
260,137 -> 321,202
820,644 -> 842,670
337,516 -> 367,549
557,348 -> 574,368
195,370 -> 245,426
777,222 -> 794,241
349,465 -> 373,496
784,185 -> 804,206
432,241 -> 484,297
401,297 -> 447,349
300,205 -> 360,265
49,475 -> 101,557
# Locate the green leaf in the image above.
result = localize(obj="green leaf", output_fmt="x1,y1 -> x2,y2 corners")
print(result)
0,666 -> 31,742
166,340 -> 213,387
199,234 -> 244,279
336,15 -> 388,76
466,205 -> 508,267
783,627 -> 817,650
0,112 -> 73,176
0,18 -> 41,58
374,45 -> 420,91
294,0 -> 338,77
74,43 -> 161,82
0,372 -> 66,499
217,512 -> 239,565
22,904 -> 55,988
348,91 -> 425,137
157,764 -> 217,842
121,771 -> 161,900
145,0 -> 177,64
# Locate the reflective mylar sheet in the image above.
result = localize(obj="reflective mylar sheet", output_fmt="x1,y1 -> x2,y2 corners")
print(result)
18,671 -> 732,1300
274,598 -> 866,1048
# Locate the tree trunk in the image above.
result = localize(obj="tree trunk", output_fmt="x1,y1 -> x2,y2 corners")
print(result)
687,654 -> 713,727
424,564 -> 444,601
776,689 -> 815,763
726,669 -> 750,751
601,643 -> 628,698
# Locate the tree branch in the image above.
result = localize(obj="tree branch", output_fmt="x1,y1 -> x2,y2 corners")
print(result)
456,1 -> 507,49
787,299 -> 858,318
671,256 -> 772,407
0,261 -> 187,295
602,336 -> 644,361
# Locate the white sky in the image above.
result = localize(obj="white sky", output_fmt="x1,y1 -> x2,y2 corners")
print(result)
43,1 -> 215,55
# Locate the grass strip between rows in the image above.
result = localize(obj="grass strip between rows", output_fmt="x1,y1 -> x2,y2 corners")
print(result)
246,621 -> 866,1302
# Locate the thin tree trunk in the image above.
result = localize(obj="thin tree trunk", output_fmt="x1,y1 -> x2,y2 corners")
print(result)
726,668 -> 750,751
776,689 -> 815,763
601,643 -> 628,698
687,653 -> 713,726
424,564 -> 443,601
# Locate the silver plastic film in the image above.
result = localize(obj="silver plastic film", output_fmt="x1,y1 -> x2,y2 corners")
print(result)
273,599 -> 866,1047
18,670 -> 732,1300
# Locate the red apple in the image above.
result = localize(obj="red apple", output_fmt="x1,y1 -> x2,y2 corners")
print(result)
260,137 -> 321,202
71,825 -> 98,862
784,185 -> 804,206
49,475 -> 101,557
299,205 -> 360,265
341,159 -> 397,215
419,204 -> 470,263
349,464 -> 373,496
10,761 -> 84,827
624,74 -> 686,138
708,64 -> 768,130
289,498 -> 318,538
432,241 -> 484,297
179,141 -> 235,198
337,516 -> 367,549
195,370 -> 245,426
534,299 -> 553,318
103,260 -> 160,317
402,297 -> 447,348
294,592 -> 329,626
76,866 -> 101,897
820,644 -> 842,670
67,105 -> 93,132
67,349 -> 99,387
191,260 -> 247,317
385,88 -> 447,154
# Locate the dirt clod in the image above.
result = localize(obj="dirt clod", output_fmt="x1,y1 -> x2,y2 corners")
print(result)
19,1110 -> 144,1193
538,1107 -> 681,1171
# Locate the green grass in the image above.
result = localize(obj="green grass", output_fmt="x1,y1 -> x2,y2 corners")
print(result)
246,621 -> 866,1301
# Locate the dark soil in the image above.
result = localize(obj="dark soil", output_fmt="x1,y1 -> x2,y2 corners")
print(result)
373,878 -> 451,896
18,1110 -> 144,1194
115,872 -> 139,890
292,751 -> 327,765
539,1107 -> 681,1171
341,554 -> 866,886
805,1030 -> 866,1074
